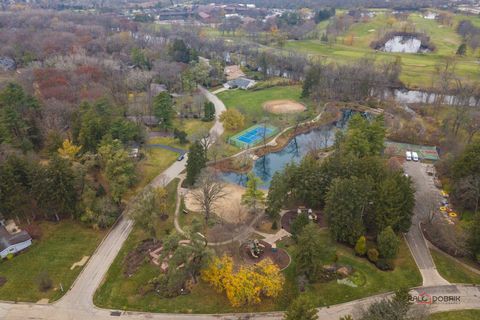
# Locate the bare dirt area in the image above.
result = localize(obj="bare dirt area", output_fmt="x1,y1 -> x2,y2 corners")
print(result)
239,240 -> 290,270
263,99 -> 306,114
184,183 -> 250,224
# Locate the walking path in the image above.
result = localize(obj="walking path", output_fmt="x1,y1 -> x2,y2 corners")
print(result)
1,91 -> 479,320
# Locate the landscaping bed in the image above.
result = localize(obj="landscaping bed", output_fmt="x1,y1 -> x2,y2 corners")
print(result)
239,240 -> 291,270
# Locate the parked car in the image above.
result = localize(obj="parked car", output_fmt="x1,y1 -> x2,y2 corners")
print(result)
412,152 -> 419,162
406,151 -> 412,161
177,153 -> 185,161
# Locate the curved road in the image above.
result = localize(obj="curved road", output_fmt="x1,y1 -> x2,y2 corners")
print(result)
1,92 -> 479,319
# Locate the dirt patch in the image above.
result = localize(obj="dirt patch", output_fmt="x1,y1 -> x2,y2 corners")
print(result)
281,210 -> 326,233
184,184 -> 251,224
263,99 -> 306,114
239,240 -> 290,270
70,256 -> 89,270
123,239 -> 159,277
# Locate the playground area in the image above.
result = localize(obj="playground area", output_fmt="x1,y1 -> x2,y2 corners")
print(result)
229,124 -> 278,148
262,99 -> 306,114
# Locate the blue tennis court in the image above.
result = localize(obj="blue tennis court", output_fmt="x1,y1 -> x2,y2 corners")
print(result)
229,124 -> 278,148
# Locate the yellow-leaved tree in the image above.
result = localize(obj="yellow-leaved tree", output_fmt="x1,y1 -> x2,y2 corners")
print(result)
58,139 -> 82,160
202,255 -> 284,307
219,109 -> 245,131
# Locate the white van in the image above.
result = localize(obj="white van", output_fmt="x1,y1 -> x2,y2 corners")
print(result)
406,151 -> 412,161
412,152 -> 419,162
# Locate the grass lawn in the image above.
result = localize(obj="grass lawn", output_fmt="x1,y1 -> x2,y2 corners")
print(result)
0,220 -> 105,302
95,219 -> 421,313
428,310 -> 480,320
217,85 -> 310,130
277,11 -> 480,89
280,230 -> 422,307
431,249 -> 480,284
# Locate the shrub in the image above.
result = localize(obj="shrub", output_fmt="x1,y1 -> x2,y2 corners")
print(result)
6,253 -> 14,260
377,227 -> 399,259
376,258 -> 395,271
36,271 -> 53,292
355,236 -> 367,256
367,248 -> 379,263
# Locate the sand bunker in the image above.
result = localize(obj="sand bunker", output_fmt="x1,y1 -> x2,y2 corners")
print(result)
263,100 -> 306,114
184,184 -> 251,224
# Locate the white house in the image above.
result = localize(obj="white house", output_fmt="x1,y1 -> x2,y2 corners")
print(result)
223,77 -> 256,90
0,223 -> 32,258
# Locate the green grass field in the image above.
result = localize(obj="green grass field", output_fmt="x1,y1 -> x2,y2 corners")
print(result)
281,231 -> 422,308
431,249 -> 480,284
95,222 -> 421,313
0,220 -> 105,302
428,310 -> 480,320
217,85 -> 310,130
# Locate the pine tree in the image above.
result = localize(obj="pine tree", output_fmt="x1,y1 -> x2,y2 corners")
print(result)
186,141 -> 206,186
203,101 -> 215,121
377,226 -> 399,259
153,92 -> 174,130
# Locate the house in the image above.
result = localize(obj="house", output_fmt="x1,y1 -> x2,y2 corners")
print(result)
126,115 -> 160,127
224,77 -> 256,90
224,65 -> 246,80
0,57 -> 16,71
0,222 -> 32,258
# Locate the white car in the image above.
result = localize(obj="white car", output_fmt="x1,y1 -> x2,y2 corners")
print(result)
406,151 -> 412,161
412,152 -> 419,162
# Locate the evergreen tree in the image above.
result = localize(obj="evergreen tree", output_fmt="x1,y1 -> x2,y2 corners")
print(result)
241,173 -> 265,213
355,236 -> 367,256
456,43 -> 467,55
325,176 -> 373,245
34,155 -> 78,220
295,224 -> 333,280
291,213 -> 310,242
185,141 -> 207,186
284,295 -> 318,320
377,226 -> 399,259
265,171 -> 287,219
153,92 -> 174,130
203,101 -> 215,121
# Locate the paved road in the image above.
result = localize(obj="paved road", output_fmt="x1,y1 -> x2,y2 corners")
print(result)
146,144 -> 186,155
404,161 -> 450,287
1,94 -> 479,319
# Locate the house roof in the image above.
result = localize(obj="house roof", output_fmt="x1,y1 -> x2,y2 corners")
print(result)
0,226 -> 31,252
226,77 -> 255,89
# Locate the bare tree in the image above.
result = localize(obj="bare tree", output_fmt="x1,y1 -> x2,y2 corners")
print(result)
190,168 -> 227,224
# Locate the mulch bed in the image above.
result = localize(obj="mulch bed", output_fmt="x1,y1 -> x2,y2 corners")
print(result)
239,240 -> 290,270
281,210 -> 326,233
123,239 -> 159,277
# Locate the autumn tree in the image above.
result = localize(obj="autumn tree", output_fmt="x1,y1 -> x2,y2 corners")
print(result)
355,236 -> 367,256
58,139 -> 82,160
130,186 -> 167,241
219,109 -> 245,131
202,255 -> 284,307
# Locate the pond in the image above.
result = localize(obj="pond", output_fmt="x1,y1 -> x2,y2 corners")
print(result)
388,89 -> 479,107
382,36 -> 429,53
220,124 -> 338,189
